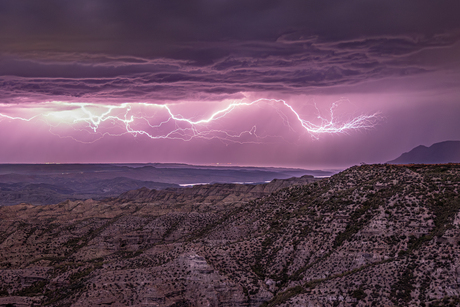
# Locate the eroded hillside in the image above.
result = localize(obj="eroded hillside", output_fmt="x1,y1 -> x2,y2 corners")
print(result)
1,165 -> 460,306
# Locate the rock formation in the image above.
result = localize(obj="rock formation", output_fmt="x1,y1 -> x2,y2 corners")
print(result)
1,165 -> 460,306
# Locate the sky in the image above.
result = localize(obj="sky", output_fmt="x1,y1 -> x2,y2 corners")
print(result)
0,0 -> 459,168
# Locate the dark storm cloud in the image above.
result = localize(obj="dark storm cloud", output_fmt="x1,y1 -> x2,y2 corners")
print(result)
2,0 -> 459,50
0,0 -> 459,102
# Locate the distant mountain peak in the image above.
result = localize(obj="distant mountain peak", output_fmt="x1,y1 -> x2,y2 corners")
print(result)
388,140 -> 460,164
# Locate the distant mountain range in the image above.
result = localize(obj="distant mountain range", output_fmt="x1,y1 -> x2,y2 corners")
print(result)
0,163 -> 332,206
388,140 -> 460,164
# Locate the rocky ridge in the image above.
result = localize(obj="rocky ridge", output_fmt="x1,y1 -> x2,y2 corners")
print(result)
1,165 -> 460,306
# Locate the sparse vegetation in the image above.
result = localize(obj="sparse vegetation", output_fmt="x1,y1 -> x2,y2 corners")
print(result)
1,164 -> 460,306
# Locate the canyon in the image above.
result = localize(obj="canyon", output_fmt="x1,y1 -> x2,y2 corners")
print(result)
1,164 -> 460,306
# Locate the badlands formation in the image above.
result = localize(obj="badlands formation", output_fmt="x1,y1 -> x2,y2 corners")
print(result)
1,165 -> 460,306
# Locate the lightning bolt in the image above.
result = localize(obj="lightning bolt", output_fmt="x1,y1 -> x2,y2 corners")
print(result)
0,113 -> 38,121
0,98 -> 379,143
281,100 -> 377,139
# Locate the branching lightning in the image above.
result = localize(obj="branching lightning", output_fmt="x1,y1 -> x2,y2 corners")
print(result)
281,100 -> 377,138
0,98 -> 379,143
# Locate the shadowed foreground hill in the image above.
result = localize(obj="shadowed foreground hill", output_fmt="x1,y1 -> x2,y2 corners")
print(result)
1,165 -> 460,306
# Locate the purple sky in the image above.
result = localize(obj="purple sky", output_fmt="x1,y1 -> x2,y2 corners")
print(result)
0,0 -> 459,168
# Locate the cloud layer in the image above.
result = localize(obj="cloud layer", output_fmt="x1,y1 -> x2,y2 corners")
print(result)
0,34 -> 457,103
0,1 -> 459,166
0,0 -> 459,103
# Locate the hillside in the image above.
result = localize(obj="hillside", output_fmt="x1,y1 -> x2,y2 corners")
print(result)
389,140 -> 460,164
1,165 -> 460,306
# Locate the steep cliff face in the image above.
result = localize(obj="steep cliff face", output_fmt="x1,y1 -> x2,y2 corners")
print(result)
1,165 -> 460,306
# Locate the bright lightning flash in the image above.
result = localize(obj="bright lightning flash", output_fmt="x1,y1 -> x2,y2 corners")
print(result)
0,99 -> 379,143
